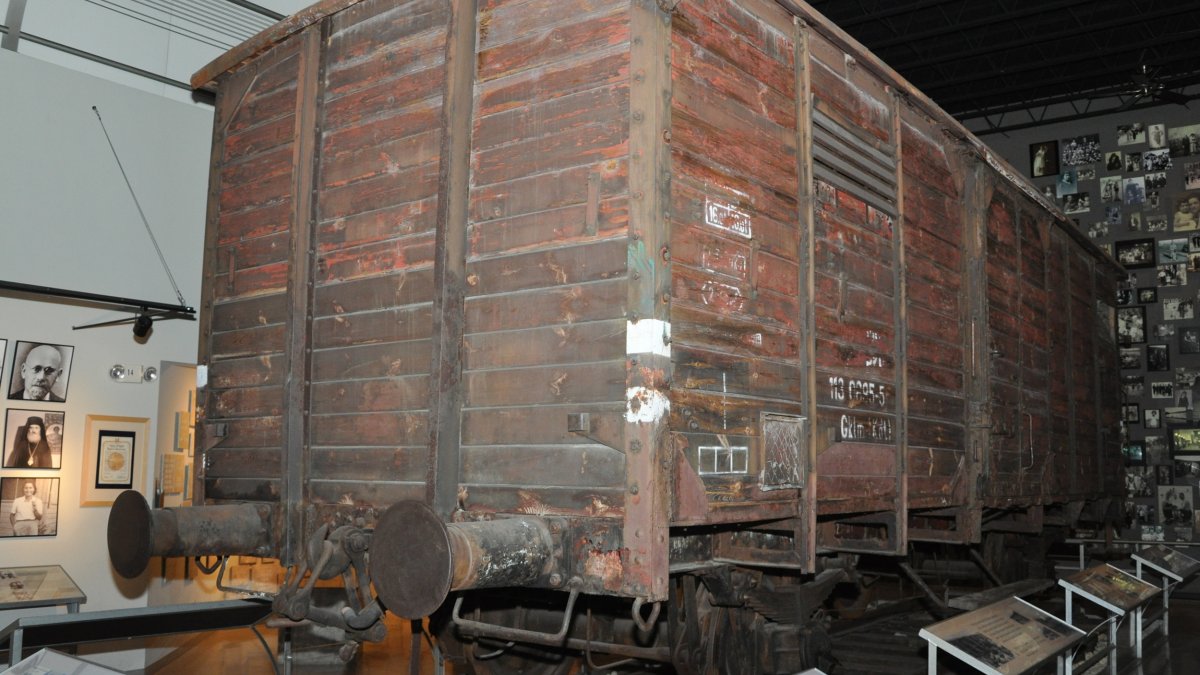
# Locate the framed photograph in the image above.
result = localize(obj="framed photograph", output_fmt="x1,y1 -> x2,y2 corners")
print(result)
1159,238 -> 1190,263
0,477 -> 60,537
1138,287 -> 1157,303
1171,426 -> 1200,458
1163,297 -> 1196,321
1145,407 -> 1162,429
1172,191 -> 1200,232
1117,122 -> 1146,146
1117,287 -> 1134,306
1148,344 -> 1171,371
1124,177 -> 1146,205
1029,140 -> 1059,178
1167,123 -> 1200,158
1114,238 -> 1157,268
2,409 -> 64,469
1157,263 -> 1187,287
1148,435 -> 1169,464
1152,380 -> 1175,399
81,415 -> 149,507
1057,169 -> 1078,197
1061,133 -> 1102,166
1145,149 -> 1172,172
1180,327 -> 1200,354
1157,464 -> 1174,486
7,341 -> 73,402
1122,374 -> 1145,398
1122,402 -> 1140,423
1124,440 -> 1147,466
1159,485 -> 1194,526
1119,346 -> 1142,369
1149,123 -> 1167,149
1062,192 -> 1090,214
1117,306 -> 1147,345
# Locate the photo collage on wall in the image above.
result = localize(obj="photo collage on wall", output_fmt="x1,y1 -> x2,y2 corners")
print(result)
0,340 -> 73,538
1032,119 -> 1200,542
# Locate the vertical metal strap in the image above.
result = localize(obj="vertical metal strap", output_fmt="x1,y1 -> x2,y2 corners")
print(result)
281,23 -> 326,565
793,16 -> 817,573
2,0 -> 27,51
426,0 -> 478,517
890,95 -> 909,552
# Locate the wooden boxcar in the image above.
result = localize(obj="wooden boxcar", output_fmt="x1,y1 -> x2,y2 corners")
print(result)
108,0 -> 1122,671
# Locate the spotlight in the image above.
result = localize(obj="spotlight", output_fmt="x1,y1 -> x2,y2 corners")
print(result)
133,313 -> 153,338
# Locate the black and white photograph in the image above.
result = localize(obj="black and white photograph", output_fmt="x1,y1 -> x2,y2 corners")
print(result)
1099,176 -> 1121,202
1029,140 -> 1059,178
1129,212 -> 1143,231
1077,166 -> 1095,181
1155,323 -> 1176,338
1062,192 -> 1090,214
1125,151 -> 1143,173
1153,380 -> 1175,399
1138,287 -> 1157,303
1123,374 -> 1146,398
1164,297 -> 1196,321
1117,122 -> 1146,146
1159,486 -> 1195,526
1057,169 -> 1078,197
1186,162 -> 1200,190
1149,343 -> 1170,371
2,409 -> 64,469
1105,205 -> 1122,225
1148,435 -> 1169,464
1120,346 -> 1142,369
1143,524 -> 1166,541
1087,222 -> 1108,239
1124,176 -> 1146,205
1168,123 -> 1200,157
1061,133 -> 1102,166
1157,464 -> 1174,487
0,477 -> 60,537
1122,402 -> 1141,422
1117,287 -> 1134,306
1177,366 -> 1200,388
1147,214 -> 1169,232
1158,263 -> 1187,287
1181,326 -> 1200,354
1172,191 -> 1200,231
1147,189 -> 1162,210
1106,150 -> 1124,171
1114,238 -> 1157,268
7,341 -> 73,402
1146,171 -> 1168,190
1144,148 -> 1172,172
1118,306 -> 1147,344
1149,123 -> 1167,149
1189,251 -> 1200,272
1146,407 -> 1163,429
1176,459 -> 1200,484
1159,237 -> 1190,263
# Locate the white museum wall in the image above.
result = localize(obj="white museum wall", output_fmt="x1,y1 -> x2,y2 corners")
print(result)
0,48 -> 211,666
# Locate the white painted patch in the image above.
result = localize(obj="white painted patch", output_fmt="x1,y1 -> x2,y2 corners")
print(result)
626,319 -> 671,358
625,387 -> 670,424
196,365 -> 208,388
698,445 -> 749,475
704,198 -> 752,238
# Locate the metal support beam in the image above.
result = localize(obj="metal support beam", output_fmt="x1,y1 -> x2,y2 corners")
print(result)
2,0 -> 26,51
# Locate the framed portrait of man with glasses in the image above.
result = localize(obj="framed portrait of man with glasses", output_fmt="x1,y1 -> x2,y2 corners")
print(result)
7,341 -> 74,403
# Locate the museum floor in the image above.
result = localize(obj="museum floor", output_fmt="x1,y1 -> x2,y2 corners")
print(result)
140,597 -> 1200,674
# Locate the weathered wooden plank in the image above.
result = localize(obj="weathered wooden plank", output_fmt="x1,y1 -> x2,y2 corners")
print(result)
215,232 -> 290,272
673,0 -> 794,98
211,385 -> 284,418
313,270 -> 435,317
473,82 -> 628,152
674,343 -> 803,401
469,199 -> 629,256
461,403 -> 624,446
672,265 -> 799,331
671,304 -> 800,361
462,446 -> 624,487
464,277 -> 627,333
310,375 -> 430,414
217,202 -> 292,245
463,320 -> 625,370
310,447 -> 428,482
208,355 -> 286,389
311,338 -> 432,381
466,239 -> 628,296
210,416 -> 283,449
670,178 -> 797,260
669,388 -> 804,436
211,294 -> 288,332
309,411 -> 429,447
210,323 -> 287,359
817,442 -> 895,475
224,115 -> 296,163
316,232 -> 437,284
476,7 -> 629,82
205,448 -> 282,479
321,128 -> 442,190
318,162 -> 441,222
466,361 -> 625,407
311,304 -> 435,348
459,486 -> 626,517
204,478 -> 281,503
307,480 -> 425,508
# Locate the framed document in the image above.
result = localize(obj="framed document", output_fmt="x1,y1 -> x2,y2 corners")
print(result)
81,415 -> 149,507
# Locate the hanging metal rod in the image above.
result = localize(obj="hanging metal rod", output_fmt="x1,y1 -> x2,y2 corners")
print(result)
0,280 -> 195,319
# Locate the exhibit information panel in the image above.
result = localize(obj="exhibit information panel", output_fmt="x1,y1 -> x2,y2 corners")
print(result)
1059,564 -> 1160,613
0,566 -> 85,612
919,596 -> 1084,674
1131,545 -> 1200,582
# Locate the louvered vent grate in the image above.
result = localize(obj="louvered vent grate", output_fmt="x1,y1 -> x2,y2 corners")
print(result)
812,107 -> 898,217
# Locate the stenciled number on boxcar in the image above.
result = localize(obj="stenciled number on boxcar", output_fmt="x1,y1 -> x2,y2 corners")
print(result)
697,445 -> 750,475
704,197 -> 752,239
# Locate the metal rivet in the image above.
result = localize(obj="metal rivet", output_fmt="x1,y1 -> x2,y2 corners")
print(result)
629,483 -> 639,495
